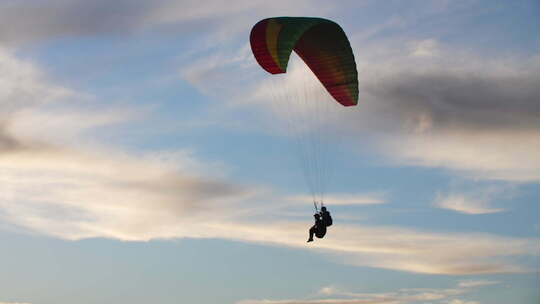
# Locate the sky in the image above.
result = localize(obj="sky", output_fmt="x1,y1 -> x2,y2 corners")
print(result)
0,0 -> 539,303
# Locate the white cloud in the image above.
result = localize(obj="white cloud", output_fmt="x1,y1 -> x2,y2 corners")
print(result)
7,106 -> 137,147
237,281 -> 489,304
288,193 -> 385,206
457,280 -> 499,288
435,193 -> 505,215
445,300 -> 480,304
0,145 -> 253,241
319,286 -> 340,296
409,39 -> 440,57
237,299 -> 398,304
0,48 -> 71,114
381,129 -> 540,182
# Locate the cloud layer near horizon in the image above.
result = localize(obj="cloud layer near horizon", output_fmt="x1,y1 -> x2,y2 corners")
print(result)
236,280 -> 497,304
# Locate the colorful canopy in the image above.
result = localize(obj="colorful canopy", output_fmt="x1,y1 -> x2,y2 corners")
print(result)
250,17 -> 358,106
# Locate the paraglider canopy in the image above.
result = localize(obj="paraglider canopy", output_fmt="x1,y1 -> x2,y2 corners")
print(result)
250,17 -> 358,107
249,16 -> 359,208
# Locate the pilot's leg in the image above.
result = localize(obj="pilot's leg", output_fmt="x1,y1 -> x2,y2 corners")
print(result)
308,225 -> 316,242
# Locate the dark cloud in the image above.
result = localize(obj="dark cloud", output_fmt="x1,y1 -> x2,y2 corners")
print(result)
0,0 -> 310,45
363,69 -> 540,132
0,0 -> 200,44
0,122 -> 40,153
344,63 -> 540,181
0,125 -> 24,152
117,172 -> 249,214
0,0 -> 158,44
0,118 -> 248,216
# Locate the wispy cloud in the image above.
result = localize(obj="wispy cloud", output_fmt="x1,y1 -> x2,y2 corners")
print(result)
457,280 -> 499,288
409,39 -> 440,57
0,48 -> 71,114
434,193 -> 505,215
237,280 -> 494,304
445,300 -> 480,304
0,146 -> 253,240
288,193 -> 386,206
237,299 -> 397,304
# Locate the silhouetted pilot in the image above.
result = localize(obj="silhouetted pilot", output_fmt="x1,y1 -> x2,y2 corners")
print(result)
307,213 -> 326,242
320,206 -> 332,227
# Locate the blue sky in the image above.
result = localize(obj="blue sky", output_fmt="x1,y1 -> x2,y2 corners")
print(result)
0,1 -> 539,304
